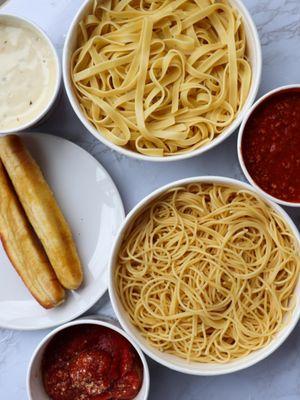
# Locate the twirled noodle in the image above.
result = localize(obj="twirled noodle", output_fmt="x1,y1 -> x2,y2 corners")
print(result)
115,184 -> 300,362
71,0 -> 251,156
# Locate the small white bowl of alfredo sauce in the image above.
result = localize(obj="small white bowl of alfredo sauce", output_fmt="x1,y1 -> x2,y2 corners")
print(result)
0,14 -> 61,134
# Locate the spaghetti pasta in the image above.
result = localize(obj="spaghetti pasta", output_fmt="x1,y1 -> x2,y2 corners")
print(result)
71,0 -> 251,156
115,184 -> 300,362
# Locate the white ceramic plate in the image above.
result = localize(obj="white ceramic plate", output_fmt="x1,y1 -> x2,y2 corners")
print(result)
0,133 -> 125,330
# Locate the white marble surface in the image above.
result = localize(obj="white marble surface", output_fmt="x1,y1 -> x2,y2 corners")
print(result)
0,0 -> 300,399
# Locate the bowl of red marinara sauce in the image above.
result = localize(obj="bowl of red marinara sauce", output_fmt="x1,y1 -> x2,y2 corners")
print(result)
27,317 -> 150,400
237,85 -> 300,207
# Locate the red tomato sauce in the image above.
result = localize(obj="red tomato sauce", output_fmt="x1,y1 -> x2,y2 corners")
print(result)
42,324 -> 143,400
241,88 -> 300,203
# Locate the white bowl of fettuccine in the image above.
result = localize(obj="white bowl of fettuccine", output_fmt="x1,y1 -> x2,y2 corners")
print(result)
108,176 -> 300,375
63,0 -> 262,161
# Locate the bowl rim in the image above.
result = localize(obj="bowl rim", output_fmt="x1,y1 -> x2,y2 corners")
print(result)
108,175 -> 300,375
62,0 -> 262,162
0,13 -> 61,135
26,317 -> 150,400
237,84 -> 300,208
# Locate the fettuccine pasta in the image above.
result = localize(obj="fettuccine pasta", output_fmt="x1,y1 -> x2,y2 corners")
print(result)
71,0 -> 251,156
115,184 -> 300,362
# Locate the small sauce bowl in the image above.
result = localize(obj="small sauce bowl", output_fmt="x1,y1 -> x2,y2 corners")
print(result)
27,316 -> 150,400
237,84 -> 300,207
0,14 -> 61,135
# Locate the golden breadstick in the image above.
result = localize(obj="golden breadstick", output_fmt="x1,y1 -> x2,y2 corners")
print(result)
0,161 -> 65,308
0,135 -> 83,290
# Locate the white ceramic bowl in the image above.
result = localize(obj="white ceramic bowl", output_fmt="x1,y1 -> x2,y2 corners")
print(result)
0,14 -> 61,135
237,84 -> 300,207
108,176 -> 300,375
27,316 -> 150,400
63,0 -> 262,162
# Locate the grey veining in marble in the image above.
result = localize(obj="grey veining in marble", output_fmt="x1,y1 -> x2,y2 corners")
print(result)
0,0 -> 300,399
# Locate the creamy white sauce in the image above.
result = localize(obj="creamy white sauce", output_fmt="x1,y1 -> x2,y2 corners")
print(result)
0,19 -> 58,131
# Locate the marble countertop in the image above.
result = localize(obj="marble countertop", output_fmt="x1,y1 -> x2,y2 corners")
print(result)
1,0 -> 300,399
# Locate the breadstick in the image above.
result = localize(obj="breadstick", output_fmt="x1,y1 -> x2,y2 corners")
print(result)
0,135 -> 83,290
0,161 -> 65,308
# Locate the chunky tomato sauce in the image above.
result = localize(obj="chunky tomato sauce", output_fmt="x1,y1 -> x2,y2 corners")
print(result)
42,325 -> 143,400
242,88 -> 300,203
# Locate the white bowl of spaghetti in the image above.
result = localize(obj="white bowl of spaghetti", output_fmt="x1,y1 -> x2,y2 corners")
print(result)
63,0 -> 261,161
108,176 -> 300,375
